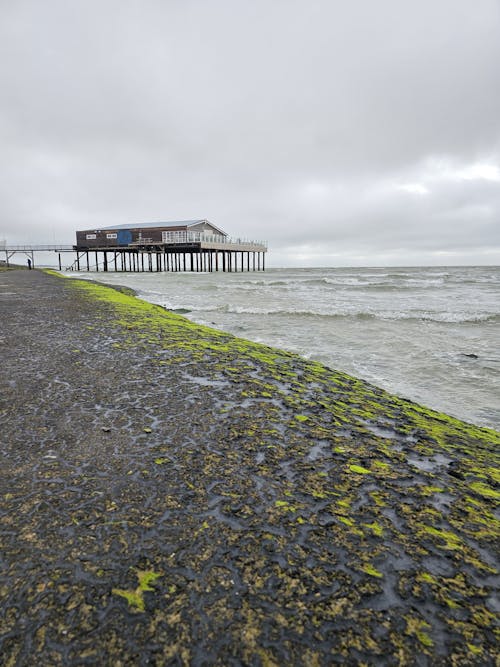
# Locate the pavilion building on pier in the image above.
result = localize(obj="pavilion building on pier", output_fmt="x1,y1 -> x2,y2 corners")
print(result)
73,220 -> 267,273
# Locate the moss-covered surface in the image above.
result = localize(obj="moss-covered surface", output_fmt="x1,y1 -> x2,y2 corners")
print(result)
0,269 -> 499,665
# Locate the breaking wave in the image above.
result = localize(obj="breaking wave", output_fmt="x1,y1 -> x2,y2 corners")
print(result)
172,303 -> 500,324
229,276 -> 450,291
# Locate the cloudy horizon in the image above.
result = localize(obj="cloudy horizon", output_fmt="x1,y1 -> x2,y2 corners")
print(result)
1,0 -> 499,267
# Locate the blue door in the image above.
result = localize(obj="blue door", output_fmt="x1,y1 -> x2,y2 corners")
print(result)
117,230 -> 133,246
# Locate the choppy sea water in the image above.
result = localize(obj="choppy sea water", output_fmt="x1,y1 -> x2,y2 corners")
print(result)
66,266 -> 500,430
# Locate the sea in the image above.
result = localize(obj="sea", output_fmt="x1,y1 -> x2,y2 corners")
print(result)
65,266 -> 500,431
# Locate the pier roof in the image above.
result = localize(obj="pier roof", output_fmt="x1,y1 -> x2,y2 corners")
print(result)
98,220 -> 214,231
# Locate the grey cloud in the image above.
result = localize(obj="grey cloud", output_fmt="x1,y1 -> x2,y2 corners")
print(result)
0,0 -> 499,264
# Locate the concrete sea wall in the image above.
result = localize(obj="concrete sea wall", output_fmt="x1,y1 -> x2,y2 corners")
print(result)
0,268 -> 498,664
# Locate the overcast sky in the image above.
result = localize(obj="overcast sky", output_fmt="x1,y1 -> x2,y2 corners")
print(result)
1,0 -> 499,266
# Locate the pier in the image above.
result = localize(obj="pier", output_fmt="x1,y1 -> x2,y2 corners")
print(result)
1,244 -> 74,270
1,220 -> 268,272
69,236 -> 267,273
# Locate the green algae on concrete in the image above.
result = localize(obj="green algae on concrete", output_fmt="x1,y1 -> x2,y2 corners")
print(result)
1,269 -> 498,665
112,569 -> 162,612
63,276 -> 499,623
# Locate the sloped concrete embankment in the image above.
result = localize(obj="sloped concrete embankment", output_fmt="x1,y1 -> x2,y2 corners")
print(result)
0,269 -> 498,665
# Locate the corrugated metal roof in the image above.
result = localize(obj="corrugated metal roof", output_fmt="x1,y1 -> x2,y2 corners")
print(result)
97,220 -> 208,231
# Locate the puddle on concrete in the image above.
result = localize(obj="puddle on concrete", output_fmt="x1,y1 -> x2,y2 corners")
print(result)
306,440 -> 331,462
255,451 -> 266,464
181,372 -> 230,388
363,423 -> 400,439
407,452 -> 452,472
